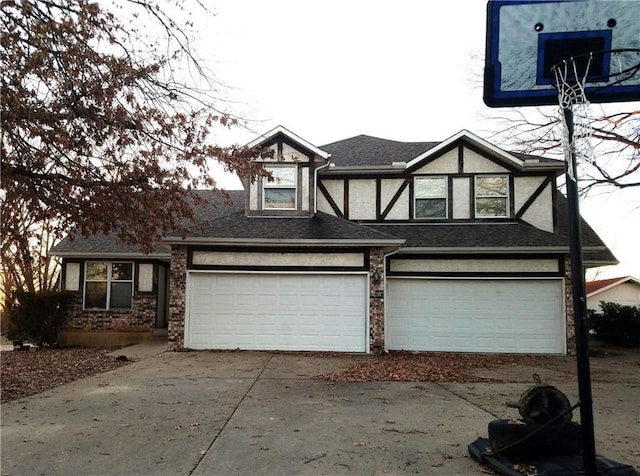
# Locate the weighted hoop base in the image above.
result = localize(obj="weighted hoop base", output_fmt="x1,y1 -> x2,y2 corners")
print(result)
469,437 -> 637,476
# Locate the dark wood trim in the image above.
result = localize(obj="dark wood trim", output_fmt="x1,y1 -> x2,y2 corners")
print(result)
509,175 -> 515,218
448,176 -> 453,219
380,179 -> 410,220
376,178 -> 382,220
189,246 -> 369,255
515,175 -> 554,219
386,254 -> 564,278
463,141 -> 522,174
344,180 -> 350,219
388,253 -> 563,261
405,142 -> 458,174
386,271 -> 563,278
188,247 -> 370,271
458,145 -> 464,174
317,181 -> 343,218
408,178 -> 414,219
189,265 -> 368,272
552,176 -> 559,233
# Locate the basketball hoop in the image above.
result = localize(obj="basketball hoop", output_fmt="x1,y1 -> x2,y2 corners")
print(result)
551,49 -> 640,181
552,54 -> 594,182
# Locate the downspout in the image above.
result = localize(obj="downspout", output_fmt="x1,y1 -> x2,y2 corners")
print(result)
382,247 -> 403,353
313,160 -> 331,214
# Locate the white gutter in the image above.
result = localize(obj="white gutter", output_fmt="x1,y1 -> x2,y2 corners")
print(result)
394,245 -> 608,254
160,237 -> 405,247
48,252 -> 171,259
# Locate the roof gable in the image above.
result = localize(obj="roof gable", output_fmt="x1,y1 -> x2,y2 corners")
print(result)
246,125 -> 330,160
320,130 -> 564,172
586,276 -> 640,296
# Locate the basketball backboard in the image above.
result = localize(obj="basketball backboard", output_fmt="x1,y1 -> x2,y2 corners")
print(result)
484,0 -> 640,107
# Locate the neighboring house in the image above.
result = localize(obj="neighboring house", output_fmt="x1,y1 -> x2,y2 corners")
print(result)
50,127 -> 617,354
586,276 -> 640,311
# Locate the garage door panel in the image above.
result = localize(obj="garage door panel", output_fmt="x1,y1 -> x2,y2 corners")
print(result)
387,279 -> 564,354
186,273 -> 367,352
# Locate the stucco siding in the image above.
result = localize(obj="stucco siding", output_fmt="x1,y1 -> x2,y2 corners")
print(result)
385,188 -> 410,220
192,251 -> 365,268
381,179 -> 409,220
521,183 -> 554,232
452,177 -> 471,219
412,149 -> 458,174
514,176 -> 546,212
249,180 -> 259,210
389,258 -> 560,274
348,179 -> 377,220
301,167 -> 310,212
463,148 -> 509,173
282,142 -> 310,162
319,179 -> 344,214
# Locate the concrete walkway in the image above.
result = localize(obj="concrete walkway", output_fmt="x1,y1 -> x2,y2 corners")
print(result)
107,339 -> 168,361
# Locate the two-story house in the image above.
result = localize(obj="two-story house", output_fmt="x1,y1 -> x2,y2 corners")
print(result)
50,126 -> 616,354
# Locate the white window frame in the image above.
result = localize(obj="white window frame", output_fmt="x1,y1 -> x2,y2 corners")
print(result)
414,176 -> 448,219
475,174 -> 509,218
262,165 -> 297,210
83,261 -> 134,310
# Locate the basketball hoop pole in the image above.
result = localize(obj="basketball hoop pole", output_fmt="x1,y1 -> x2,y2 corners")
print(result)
562,106 -> 598,476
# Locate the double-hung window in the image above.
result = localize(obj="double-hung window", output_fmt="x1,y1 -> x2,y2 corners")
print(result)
414,176 -> 448,219
263,165 -> 297,209
84,262 -> 134,310
475,175 -> 509,218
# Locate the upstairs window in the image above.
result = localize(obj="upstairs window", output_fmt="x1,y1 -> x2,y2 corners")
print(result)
263,165 -> 296,209
84,261 -> 134,310
414,176 -> 447,219
475,175 -> 509,218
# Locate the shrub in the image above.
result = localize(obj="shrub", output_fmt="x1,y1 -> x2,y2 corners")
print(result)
6,291 -> 72,347
588,301 -> 640,347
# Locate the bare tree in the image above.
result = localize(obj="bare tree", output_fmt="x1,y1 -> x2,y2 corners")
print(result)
1,0 -> 266,297
486,106 -> 640,194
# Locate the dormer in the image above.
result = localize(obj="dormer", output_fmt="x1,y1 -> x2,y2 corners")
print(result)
242,126 -> 331,217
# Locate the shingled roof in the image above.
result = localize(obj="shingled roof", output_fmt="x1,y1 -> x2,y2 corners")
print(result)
321,133 -> 563,168
50,190 -> 246,257
321,135 -> 440,167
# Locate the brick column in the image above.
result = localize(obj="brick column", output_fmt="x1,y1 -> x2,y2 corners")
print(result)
168,246 -> 187,351
563,255 -> 576,355
369,247 -> 385,354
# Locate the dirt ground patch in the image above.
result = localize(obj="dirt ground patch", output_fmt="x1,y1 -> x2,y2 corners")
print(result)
1,347 -> 130,403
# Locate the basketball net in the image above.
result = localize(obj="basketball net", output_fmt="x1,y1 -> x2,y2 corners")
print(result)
552,57 -> 595,183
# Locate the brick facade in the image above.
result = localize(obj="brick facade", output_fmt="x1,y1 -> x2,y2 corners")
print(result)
59,259 -> 159,345
62,293 -> 156,332
168,246 -> 187,351
369,247 -> 385,353
563,254 -> 577,355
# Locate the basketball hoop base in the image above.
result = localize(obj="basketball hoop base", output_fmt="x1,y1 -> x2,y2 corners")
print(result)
469,437 -> 637,476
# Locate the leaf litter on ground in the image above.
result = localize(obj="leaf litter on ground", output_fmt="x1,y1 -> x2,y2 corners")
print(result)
1,347 -> 130,403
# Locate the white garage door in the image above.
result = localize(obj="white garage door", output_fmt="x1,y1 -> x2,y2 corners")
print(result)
387,279 -> 564,354
186,273 -> 368,352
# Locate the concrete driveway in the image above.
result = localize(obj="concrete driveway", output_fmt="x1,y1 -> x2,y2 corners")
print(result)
1,344 -> 639,475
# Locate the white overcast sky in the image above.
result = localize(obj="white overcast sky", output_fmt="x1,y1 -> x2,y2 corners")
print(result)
185,0 -> 639,280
